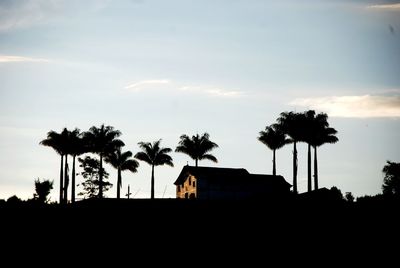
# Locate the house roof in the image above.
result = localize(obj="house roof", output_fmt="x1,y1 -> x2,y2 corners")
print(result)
174,165 -> 291,188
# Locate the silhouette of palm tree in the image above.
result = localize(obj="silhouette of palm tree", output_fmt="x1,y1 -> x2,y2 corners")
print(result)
309,123 -> 338,190
40,128 -> 68,203
84,124 -> 124,198
303,110 -> 319,192
105,148 -> 139,199
67,129 -> 87,203
258,124 -> 291,176
135,140 -> 173,199
277,112 -> 304,194
175,133 -> 219,167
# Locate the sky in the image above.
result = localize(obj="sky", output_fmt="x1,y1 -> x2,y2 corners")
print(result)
0,0 -> 399,201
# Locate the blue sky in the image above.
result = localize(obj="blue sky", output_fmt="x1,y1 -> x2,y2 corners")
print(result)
0,0 -> 399,201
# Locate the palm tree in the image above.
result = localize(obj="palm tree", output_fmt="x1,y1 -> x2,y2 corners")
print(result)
258,124 -> 291,176
105,148 -> 139,199
310,125 -> 338,190
175,133 -> 219,167
84,124 -> 124,198
40,128 -> 68,203
135,139 -> 173,199
303,110 -> 321,192
67,129 -> 87,203
277,112 -> 304,194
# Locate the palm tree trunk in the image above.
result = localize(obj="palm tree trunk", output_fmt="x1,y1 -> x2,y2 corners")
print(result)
151,165 -> 155,199
59,154 -> 64,204
314,146 -> 318,190
64,154 -> 68,203
99,153 -> 103,199
117,168 -> 121,199
195,159 -> 198,167
293,141 -> 298,194
71,155 -> 76,203
307,143 -> 312,192
272,149 -> 276,176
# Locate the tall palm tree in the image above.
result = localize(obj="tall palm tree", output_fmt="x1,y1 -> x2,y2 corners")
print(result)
40,128 -> 69,204
310,125 -> 338,190
135,139 -> 173,199
84,124 -> 124,198
67,129 -> 87,203
277,112 -> 304,194
175,133 -> 219,167
105,148 -> 139,199
258,124 -> 291,176
302,110 -> 318,192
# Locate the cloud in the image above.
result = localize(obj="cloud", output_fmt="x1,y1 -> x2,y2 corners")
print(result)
180,86 -> 244,98
0,0 -> 112,32
366,3 -> 400,10
289,94 -> 400,118
0,0 -> 62,31
0,55 -> 50,63
125,80 -> 170,90
124,80 -> 244,98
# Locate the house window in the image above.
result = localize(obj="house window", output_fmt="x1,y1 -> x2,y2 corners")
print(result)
189,176 -> 192,185
193,181 -> 196,188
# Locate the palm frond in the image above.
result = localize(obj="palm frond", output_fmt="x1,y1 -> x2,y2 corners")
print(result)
134,151 -> 152,165
199,154 -> 218,163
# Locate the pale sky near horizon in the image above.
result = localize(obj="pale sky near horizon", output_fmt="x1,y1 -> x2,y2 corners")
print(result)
0,0 -> 399,201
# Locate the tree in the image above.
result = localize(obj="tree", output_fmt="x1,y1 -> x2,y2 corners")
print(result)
77,156 -> 111,199
34,179 -> 54,203
135,140 -> 173,199
277,112 -> 304,194
309,117 -> 338,190
83,124 -> 124,198
258,124 -> 291,176
105,148 -> 139,199
344,192 -> 354,203
382,161 -> 400,196
175,133 -> 219,167
67,129 -> 87,203
40,128 -> 69,203
302,110 -> 317,192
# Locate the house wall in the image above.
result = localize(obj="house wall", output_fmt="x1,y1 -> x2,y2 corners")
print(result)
197,178 -> 289,200
176,175 -> 197,199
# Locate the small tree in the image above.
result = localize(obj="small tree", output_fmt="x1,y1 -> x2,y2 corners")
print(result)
78,156 -> 112,199
34,179 -> 54,203
344,192 -> 354,203
382,161 -> 400,196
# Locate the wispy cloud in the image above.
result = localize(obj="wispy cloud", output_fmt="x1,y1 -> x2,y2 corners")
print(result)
124,80 -> 244,98
0,55 -> 50,63
125,80 -> 170,90
180,86 -> 244,98
0,0 -> 61,31
289,94 -> 400,118
366,3 -> 400,10
0,0 -> 112,32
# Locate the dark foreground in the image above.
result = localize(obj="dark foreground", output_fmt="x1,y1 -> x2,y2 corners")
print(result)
1,197 -> 399,265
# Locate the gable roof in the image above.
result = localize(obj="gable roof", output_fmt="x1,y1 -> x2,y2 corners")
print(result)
174,165 -> 291,188
174,166 -> 249,185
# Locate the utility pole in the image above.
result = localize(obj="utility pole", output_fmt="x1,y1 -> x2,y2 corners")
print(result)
126,184 -> 132,199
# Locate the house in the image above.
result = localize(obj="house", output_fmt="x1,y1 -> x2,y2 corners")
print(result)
174,165 -> 291,200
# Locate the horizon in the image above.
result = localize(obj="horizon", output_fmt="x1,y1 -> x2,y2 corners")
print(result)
1,0 -> 399,201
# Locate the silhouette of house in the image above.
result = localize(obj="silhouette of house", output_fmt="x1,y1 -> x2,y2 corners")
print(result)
174,166 -> 291,200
